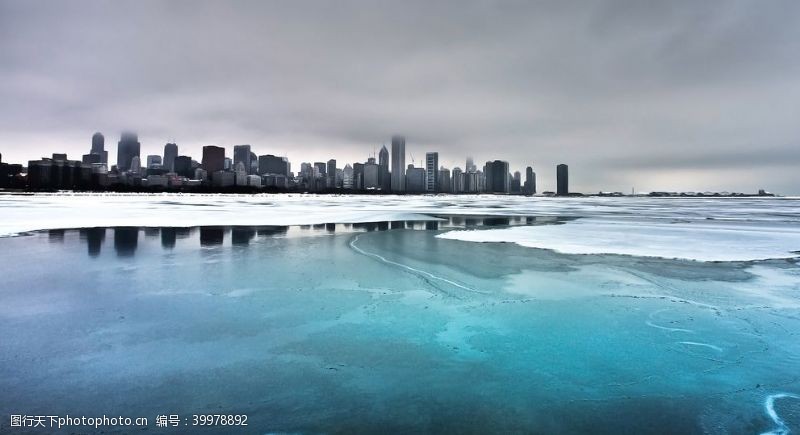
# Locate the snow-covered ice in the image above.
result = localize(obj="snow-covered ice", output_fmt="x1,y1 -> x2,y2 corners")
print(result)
437,218 -> 800,261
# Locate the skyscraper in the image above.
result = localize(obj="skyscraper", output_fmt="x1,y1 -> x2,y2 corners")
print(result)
343,164 -> 353,189
314,162 -> 327,178
425,152 -> 439,192
378,145 -> 390,190
525,166 -> 536,195
116,132 -> 140,172
438,167 -> 451,193
233,145 -> 252,175
379,145 -> 389,169
556,164 -> 569,196
202,145 -> 225,174
391,135 -> 406,192
511,171 -> 522,193
163,143 -> 178,172
327,159 -> 336,188
484,160 -> 510,193
466,157 -> 476,173
363,159 -> 379,189
451,167 -> 464,193
91,132 -> 108,164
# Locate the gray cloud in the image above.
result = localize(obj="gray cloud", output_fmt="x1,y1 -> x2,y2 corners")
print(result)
1,0 -> 799,193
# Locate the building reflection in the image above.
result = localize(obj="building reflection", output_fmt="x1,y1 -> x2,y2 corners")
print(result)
200,226 -> 225,246
483,217 -> 510,226
231,227 -> 256,245
257,226 -> 288,237
48,229 -> 65,242
81,227 -> 106,257
161,227 -> 177,249
70,215 -> 539,259
114,227 -> 139,257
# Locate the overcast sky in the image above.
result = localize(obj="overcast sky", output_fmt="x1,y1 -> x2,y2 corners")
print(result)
1,0 -> 799,193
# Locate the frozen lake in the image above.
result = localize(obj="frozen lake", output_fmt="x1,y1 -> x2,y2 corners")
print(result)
1,194 -> 799,433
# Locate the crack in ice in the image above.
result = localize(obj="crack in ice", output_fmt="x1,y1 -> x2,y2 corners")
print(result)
677,341 -> 723,352
349,234 -> 486,295
762,393 -> 800,435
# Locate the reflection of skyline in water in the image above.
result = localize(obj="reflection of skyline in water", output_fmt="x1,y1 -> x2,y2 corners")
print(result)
41,215 -> 567,258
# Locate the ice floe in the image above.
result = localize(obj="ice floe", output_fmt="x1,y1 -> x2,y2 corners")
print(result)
437,218 -> 800,262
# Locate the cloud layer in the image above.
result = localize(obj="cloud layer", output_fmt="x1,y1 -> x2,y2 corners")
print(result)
1,0 -> 799,193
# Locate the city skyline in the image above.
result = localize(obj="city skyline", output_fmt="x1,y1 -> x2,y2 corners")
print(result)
1,1 -> 799,193
14,131 -> 557,195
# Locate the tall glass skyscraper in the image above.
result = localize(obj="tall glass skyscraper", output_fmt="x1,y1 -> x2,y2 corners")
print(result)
391,135 -> 405,192
116,132 -> 140,172
557,164 -> 569,196
163,143 -> 178,172
425,152 -> 439,192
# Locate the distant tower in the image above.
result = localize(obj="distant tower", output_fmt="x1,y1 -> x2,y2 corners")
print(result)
343,164 -> 354,189
116,132 -> 140,172
525,166 -> 536,194
391,135 -> 406,192
379,145 -> 389,169
327,159 -> 337,188
466,156 -> 476,173
557,164 -> 569,196
91,132 -> 108,164
163,142 -> 178,172
378,144 -> 390,190
425,152 -> 439,192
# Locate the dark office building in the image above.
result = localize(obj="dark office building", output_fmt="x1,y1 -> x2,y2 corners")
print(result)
485,160 -> 510,193
116,132 -> 140,172
233,145 -> 252,174
173,156 -> 193,178
327,159 -> 336,187
258,154 -> 289,176
27,159 -> 52,189
405,165 -> 426,193
202,146 -> 225,174
557,164 -> 569,196
163,143 -> 178,172
0,154 -> 23,188
352,162 -> 364,190
82,153 -> 102,165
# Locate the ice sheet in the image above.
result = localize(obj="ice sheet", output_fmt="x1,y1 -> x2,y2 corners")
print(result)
437,219 -> 800,261
2,192 -> 799,238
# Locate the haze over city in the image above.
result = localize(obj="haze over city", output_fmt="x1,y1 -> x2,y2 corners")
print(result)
1,0 -> 799,193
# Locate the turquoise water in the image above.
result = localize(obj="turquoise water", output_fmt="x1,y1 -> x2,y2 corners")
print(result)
1,219 -> 799,434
